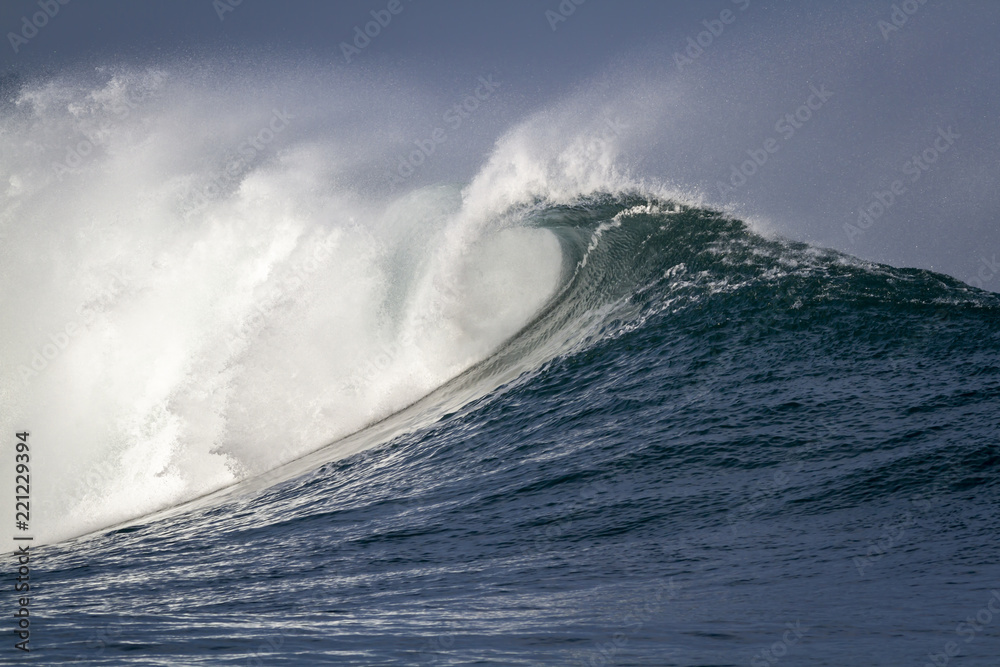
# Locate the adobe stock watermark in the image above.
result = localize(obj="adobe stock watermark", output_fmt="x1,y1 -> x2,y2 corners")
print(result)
674,0 -> 751,71
966,254 -> 998,291
245,632 -> 284,667
225,231 -> 340,357
341,275 -> 465,391
213,0 -> 243,22
851,481 -> 948,578
850,508 -> 916,577
52,71 -> 167,181
578,579 -> 681,667
72,616 -> 127,663
179,108 -> 294,217
7,0 -> 71,54
340,0 -> 414,63
922,590 -> 1000,667
844,126 -> 958,243
17,268 -> 131,385
749,621 -> 809,667
385,75 -> 500,187
545,0 -> 587,32
716,83 -> 834,198
878,0 -> 929,40
413,630 -> 456,663
62,459 -> 115,518
576,116 -> 629,162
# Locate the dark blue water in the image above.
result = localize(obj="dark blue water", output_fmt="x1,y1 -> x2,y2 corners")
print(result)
13,195 -> 1000,665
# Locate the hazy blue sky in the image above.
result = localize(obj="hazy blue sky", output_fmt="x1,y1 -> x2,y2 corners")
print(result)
3,0 -> 999,287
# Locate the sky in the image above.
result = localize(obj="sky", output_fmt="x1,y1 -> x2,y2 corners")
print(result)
2,0 -> 999,288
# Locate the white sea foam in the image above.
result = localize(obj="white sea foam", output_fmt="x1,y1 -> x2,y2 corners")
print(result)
0,65 -> 578,543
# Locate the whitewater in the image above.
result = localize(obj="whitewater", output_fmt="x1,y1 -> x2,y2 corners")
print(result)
0,63 -> 671,543
1,59 -> 999,665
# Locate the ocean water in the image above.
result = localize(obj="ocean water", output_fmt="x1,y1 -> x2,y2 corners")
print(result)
2,67 -> 1000,666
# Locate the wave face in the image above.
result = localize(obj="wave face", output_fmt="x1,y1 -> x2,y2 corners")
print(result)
4,65 -> 1000,664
